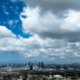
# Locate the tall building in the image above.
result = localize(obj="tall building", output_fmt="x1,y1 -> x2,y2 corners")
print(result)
30,65 -> 33,70
41,62 -> 44,68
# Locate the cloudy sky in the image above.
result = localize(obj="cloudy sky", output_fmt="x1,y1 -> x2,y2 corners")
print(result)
0,0 -> 80,64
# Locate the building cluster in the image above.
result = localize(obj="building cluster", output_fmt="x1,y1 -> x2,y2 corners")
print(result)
0,62 -> 45,72
0,62 -> 80,80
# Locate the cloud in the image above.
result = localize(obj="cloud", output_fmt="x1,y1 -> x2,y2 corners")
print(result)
4,11 -> 9,15
8,20 -> 14,26
0,26 -> 16,38
25,0 -> 80,13
2,5 -> 9,15
0,26 -> 44,61
7,20 -> 19,27
1,0 -> 80,63
20,7 -> 80,42
18,1 -> 80,63
0,25 -> 80,63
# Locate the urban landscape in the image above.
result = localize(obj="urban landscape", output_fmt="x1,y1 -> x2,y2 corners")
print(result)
1,0 -> 80,80
0,62 -> 80,80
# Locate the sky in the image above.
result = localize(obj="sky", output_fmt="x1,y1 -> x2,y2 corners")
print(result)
0,0 -> 80,64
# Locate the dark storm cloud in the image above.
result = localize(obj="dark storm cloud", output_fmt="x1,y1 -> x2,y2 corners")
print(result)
39,31 -> 80,42
25,0 -> 80,12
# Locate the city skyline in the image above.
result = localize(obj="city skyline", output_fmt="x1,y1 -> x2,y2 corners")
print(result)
0,0 -> 80,64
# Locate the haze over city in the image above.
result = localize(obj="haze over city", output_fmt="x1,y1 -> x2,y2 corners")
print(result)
0,0 -> 80,64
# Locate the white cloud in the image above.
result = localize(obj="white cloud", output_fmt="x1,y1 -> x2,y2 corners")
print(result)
8,20 -> 14,26
0,26 -> 66,62
8,20 -> 19,27
61,10 -> 80,31
20,7 -> 62,34
0,25 -> 80,63
19,6 -> 80,63
2,5 -> 9,15
4,11 -> 9,15
0,26 -> 16,38
20,7 -> 80,42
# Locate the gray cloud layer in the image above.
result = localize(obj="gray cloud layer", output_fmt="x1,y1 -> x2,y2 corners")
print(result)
40,31 -> 80,42
25,0 -> 80,12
